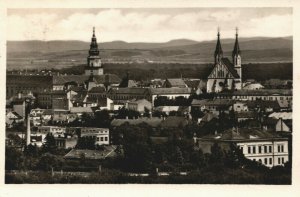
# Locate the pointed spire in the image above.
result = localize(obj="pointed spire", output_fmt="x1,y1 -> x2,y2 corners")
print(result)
214,27 -> 223,63
232,27 -> 241,58
89,27 -> 99,56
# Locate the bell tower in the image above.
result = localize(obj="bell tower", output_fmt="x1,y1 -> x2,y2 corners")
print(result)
85,27 -> 103,76
232,27 -> 242,80
214,27 -> 223,64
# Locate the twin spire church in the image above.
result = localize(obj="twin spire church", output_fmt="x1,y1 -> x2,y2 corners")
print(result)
207,28 -> 242,93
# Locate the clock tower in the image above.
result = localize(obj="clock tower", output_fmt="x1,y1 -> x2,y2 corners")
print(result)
85,27 -> 103,76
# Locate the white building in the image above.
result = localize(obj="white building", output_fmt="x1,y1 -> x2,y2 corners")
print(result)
80,127 -> 109,145
196,128 -> 289,168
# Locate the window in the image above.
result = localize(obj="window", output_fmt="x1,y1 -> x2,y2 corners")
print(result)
258,159 -> 262,163
259,146 -> 262,154
282,157 -> 284,164
278,158 -> 281,164
281,145 -> 284,152
269,146 -> 272,153
240,147 -> 243,153
100,137 -> 104,141
278,145 -> 281,152
105,137 -> 108,141
97,137 -> 100,141
253,146 -> 256,154
248,147 -> 251,154
264,146 -> 267,153
264,158 -> 268,164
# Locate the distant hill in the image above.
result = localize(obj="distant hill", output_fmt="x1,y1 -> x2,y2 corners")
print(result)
7,36 -> 292,53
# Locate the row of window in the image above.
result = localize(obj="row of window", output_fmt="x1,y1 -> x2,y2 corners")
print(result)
244,145 -> 273,154
253,158 -> 273,165
96,137 -> 108,142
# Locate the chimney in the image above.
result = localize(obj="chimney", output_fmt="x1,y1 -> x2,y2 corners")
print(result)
215,130 -> 218,135
149,112 -> 152,119
26,115 -> 31,145
18,92 -> 22,99
126,116 -> 128,120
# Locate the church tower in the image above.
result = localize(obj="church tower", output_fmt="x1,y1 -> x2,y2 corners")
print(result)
214,28 -> 223,64
85,27 -> 104,76
232,27 -> 242,82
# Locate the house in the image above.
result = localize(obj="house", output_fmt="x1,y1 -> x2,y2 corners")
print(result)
162,78 -> 187,88
235,111 -> 257,122
37,126 -> 66,137
195,128 -> 289,167
233,101 -> 249,112
55,135 -> 78,149
6,111 -> 24,128
52,109 -> 69,123
154,106 -> 190,116
127,99 -> 152,113
107,87 -> 151,104
191,99 -> 233,115
216,89 -> 292,102
80,127 -> 110,145
70,107 -> 94,116
150,87 -> 191,106
64,145 -> 117,160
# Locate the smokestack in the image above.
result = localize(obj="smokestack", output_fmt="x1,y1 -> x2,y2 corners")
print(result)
18,92 -> 22,99
149,112 -> 152,119
26,115 -> 31,145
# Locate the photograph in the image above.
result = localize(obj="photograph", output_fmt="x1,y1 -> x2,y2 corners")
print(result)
4,6 -> 293,184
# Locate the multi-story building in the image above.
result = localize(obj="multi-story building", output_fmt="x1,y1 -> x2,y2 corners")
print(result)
80,127 -> 110,145
195,128 -> 289,168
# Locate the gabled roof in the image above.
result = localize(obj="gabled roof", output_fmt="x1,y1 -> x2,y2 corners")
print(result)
108,87 -> 149,95
111,117 -> 162,127
201,128 -> 284,142
220,58 -> 240,78
70,107 -> 93,113
161,116 -> 189,128
88,86 -> 106,93
269,112 -> 292,120
150,87 -> 191,95
164,78 -> 187,88
64,146 -> 117,160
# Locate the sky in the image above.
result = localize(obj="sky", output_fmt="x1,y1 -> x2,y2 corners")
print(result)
7,8 -> 292,42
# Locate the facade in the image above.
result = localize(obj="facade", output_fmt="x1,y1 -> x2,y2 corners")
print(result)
80,127 -> 110,145
150,87 -> 191,106
196,128 -> 289,168
162,78 -> 188,88
85,27 -> 103,76
207,29 -> 242,93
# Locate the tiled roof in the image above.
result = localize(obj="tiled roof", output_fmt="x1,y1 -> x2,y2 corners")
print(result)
108,87 -> 149,95
221,58 -> 240,78
64,146 -> 117,160
235,111 -> 257,119
165,78 -> 187,87
219,89 -> 292,96
161,116 -> 189,128
70,107 -> 93,113
88,86 -> 106,93
269,112 -> 292,120
111,117 -> 162,127
150,87 -> 191,95
201,128 -> 284,142
191,99 -> 233,106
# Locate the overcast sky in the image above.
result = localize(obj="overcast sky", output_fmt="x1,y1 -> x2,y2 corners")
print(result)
7,8 -> 292,42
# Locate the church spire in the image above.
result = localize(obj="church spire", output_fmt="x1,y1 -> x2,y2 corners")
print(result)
214,27 -> 223,63
232,27 -> 241,59
89,27 -> 99,56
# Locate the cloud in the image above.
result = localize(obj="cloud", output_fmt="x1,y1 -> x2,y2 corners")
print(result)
7,8 -> 292,42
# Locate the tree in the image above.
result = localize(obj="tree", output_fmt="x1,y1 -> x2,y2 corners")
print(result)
5,147 -> 25,170
42,133 -> 57,153
36,153 -> 64,171
76,137 -> 96,150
